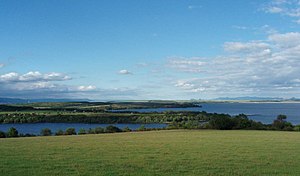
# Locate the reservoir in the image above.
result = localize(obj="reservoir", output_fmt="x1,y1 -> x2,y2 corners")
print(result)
1,103 -> 300,135
114,103 -> 300,124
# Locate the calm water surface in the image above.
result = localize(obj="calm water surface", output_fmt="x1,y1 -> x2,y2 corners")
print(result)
117,103 -> 300,124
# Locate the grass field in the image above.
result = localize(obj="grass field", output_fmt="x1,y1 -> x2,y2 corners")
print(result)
1,130 -> 300,176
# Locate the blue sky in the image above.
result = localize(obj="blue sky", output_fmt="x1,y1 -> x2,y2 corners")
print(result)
1,0 -> 300,100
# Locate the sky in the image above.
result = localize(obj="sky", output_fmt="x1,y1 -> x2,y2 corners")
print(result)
1,0 -> 300,100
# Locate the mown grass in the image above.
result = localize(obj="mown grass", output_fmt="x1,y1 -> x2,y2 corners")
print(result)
1,130 -> 300,175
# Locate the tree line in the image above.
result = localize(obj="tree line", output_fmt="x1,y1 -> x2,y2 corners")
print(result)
0,111 -> 207,124
0,125 -> 161,138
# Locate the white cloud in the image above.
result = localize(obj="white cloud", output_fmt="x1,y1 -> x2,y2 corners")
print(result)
17,82 -> 57,90
175,80 -> 196,90
188,5 -> 201,10
273,0 -> 289,5
77,85 -> 96,91
232,25 -> 248,30
168,57 -> 207,73
118,69 -> 132,75
0,71 -> 70,97
263,0 -> 300,23
292,78 -> 300,83
223,41 -> 270,53
0,72 -> 19,82
19,71 -> 43,81
168,32 -> 300,98
44,72 -> 71,81
0,70 -> 142,99
268,32 -> 300,47
175,80 -> 206,93
266,6 -> 284,13
260,25 -> 278,34
0,63 -> 4,68
0,71 -> 71,83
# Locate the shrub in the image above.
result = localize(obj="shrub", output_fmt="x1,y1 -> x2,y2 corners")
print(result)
105,125 -> 122,133
94,127 -> 104,134
65,128 -> 76,135
122,126 -> 132,132
272,115 -> 293,130
209,115 -> 235,130
24,133 -> 36,137
78,128 -> 86,135
87,128 -> 95,134
55,129 -> 64,136
283,126 -> 294,131
137,125 -> 146,131
294,125 -> 300,131
232,114 -> 251,129
248,121 -> 266,130
166,124 -> 178,129
19,133 -> 35,137
7,127 -> 18,137
41,128 -> 52,136
0,131 -> 6,138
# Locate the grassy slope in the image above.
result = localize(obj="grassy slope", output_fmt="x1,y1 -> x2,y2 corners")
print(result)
1,130 -> 300,176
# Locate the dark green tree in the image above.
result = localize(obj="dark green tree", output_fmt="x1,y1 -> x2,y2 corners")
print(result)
7,127 -> 18,137
232,114 -> 251,129
40,128 -> 52,136
55,129 -> 64,136
277,114 -> 287,121
78,128 -> 86,135
87,128 -> 95,134
105,125 -> 122,133
272,114 -> 292,130
94,127 -> 104,134
0,131 -> 6,138
65,128 -> 76,135
209,115 -> 234,130
137,125 -> 146,131
122,126 -> 132,132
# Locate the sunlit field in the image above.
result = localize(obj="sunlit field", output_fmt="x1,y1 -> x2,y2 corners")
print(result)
1,130 -> 300,176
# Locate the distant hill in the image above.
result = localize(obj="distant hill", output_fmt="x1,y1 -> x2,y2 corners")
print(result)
0,98 -> 28,104
213,97 -> 300,101
0,97 -> 90,104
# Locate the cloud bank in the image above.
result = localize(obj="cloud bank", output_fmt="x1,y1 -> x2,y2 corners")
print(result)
0,71 -> 70,83
263,0 -> 300,24
0,71 -> 140,100
169,32 -> 300,98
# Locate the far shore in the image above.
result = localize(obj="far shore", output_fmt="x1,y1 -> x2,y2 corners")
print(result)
194,100 -> 300,104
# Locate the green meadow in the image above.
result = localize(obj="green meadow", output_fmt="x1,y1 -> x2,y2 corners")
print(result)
1,130 -> 300,176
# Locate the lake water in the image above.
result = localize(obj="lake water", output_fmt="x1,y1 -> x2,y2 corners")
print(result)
1,103 -> 300,134
0,123 -> 167,135
116,103 -> 300,124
